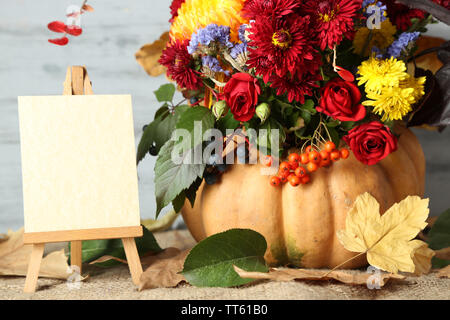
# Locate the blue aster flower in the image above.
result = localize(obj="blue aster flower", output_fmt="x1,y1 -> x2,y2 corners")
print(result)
387,32 -> 420,58
187,24 -> 233,54
230,42 -> 248,59
371,46 -> 385,59
201,55 -> 230,76
238,24 -> 249,43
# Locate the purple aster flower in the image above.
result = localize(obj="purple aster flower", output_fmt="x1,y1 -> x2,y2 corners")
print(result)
188,24 -> 233,54
387,32 -> 420,58
230,42 -> 248,59
201,55 -> 230,75
371,46 -> 385,59
363,0 -> 387,22
238,24 -> 249,43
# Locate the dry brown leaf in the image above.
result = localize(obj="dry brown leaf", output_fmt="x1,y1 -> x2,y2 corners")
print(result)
89,255 -> 128,265
407,36 -> 445,74
141,209 -> 179,233
0,233 -> 8,243
437,265 -> 450,278
139,247 -> 190,290
135,32 -> 170,77
154,230 -> 196,251
233,266 -> 405,287
418,216 -> 439,241
0,228 -> 70,279
434,247 -> 450,261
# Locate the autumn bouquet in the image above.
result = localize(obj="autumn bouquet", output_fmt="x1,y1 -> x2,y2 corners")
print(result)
135,0 -> 450,271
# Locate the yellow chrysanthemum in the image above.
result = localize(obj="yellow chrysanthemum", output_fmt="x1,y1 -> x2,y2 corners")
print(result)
362,86 -> 415,121
353,19 -> 397,56
357,56 -> 408,93
170,0 -> 248,43
358,55 -> 426,122
401,75 -> 426,102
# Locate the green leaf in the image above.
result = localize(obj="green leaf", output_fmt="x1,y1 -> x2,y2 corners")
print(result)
217,112 -> 240,134
327,126 -> 340,147
154,140 -> 205,216
67,226 -> 162,267
297,99 -> 316,114
340,121 -> 356,131
154,84 -> 176,103
137,120 -> 158,164
428,209 -> 450,250
175,106 -> 215,152
254,117 -> 286,156
172,191 -> 187,213
136,105 -> 189,164
427,209 -> 450,268
327,119 -> 340,128
185,177 -> 203,208
182,229 -> 268,287
432,257 -> 449,269
299,110 -> 312,124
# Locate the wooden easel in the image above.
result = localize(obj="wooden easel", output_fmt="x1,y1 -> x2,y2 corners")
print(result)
23,66 -> 143,293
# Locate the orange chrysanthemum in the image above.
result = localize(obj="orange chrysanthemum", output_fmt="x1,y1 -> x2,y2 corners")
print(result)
169,0 -> 249,43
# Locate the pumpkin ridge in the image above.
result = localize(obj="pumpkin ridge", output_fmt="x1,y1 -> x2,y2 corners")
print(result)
396,129 -> 425,195
277,158 -> 292,266
323,165 -> 335,268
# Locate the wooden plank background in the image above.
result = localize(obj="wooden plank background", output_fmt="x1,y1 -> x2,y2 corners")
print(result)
0,0 -> 449,231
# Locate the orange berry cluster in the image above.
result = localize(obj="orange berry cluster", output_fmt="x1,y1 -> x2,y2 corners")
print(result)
267,141 -> 350,187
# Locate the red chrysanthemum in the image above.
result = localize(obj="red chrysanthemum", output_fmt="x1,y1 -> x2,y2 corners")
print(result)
247,14 -> 317,79
158,40 -> 202,90
169,0 -> 186,23
382,0 -> 426,31
269,71 -> 322,104
301,0 -> 362,50
242,0 -> 301,19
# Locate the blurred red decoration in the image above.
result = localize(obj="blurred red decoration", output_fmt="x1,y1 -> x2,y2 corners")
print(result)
47,1 -> 92,46
335,66 -> 355,82
65,25 -> 83,36
47,21 -> 66,33
48,36 -> 69,46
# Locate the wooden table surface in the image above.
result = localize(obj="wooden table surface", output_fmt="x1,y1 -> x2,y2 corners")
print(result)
0,0 -> 449,231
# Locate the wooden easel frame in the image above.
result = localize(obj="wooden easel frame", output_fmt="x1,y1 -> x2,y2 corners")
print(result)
23,66 -> 143,293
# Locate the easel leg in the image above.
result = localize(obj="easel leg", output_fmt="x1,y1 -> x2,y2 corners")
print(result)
121,238 -> 143,286
24,243 -> 45,293
71,240 -> 83,274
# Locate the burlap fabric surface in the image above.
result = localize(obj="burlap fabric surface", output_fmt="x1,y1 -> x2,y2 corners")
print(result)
1,230 -> 449,300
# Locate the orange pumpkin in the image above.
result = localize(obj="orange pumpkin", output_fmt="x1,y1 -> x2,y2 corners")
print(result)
181,127 -> 425,268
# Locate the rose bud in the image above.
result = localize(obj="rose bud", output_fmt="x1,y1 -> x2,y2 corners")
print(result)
212,100 -> 229,120
255,102 -> 270,123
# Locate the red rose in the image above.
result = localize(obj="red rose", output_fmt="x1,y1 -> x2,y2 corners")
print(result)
343,122 -> 398,165
316,78 -> 366,122
222,73 -> 261,122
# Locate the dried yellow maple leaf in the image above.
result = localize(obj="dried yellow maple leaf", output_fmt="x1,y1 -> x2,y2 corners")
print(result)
409,240 -> 435,275
337,193 -> 430,274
